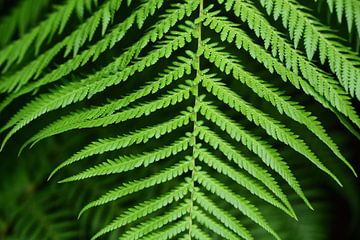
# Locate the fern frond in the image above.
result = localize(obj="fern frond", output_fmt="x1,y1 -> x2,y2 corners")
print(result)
109,202 -> 189,240
0,0 -> 126,93
0,0 -> 97,69
197,102 -> 310,209
212,2 -> 360,128
194,192 -> 254,240
0,0 -> 198,96
60,137 -> 190,182
259,0 -> 360,98
91,182 -> 189,238
0,1 -> 358,239
0,13 -> 196,119
0,0 -> 50,47
192,209 -> 239,240
195,147 -> 294,217
190,224 -> 213,240
195,125 -> 292,215
201,73 -> 342,185
199,39 -> 355,174
315,0 -> 360,37
49,112 -> 192,179
79,160 -> 193,215
0,29 -> 195,147
195,171 -> 280,240
23,56 -> 193,149
141,220 -> 189,240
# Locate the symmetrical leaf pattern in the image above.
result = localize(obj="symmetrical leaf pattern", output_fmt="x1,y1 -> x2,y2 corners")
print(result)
0,0 -> 359,239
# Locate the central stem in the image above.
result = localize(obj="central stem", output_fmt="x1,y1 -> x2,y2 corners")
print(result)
188,0 -> 203,238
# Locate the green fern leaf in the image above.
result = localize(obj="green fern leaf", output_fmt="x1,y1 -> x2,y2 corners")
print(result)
0,0 -> 359,239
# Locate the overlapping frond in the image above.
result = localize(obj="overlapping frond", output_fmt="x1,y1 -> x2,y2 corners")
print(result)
214,1 -> 360,127
0,0 -> 98,69
0,0 -> 125,93
0,0 -> 50,47
0,137 -> 125,240
0,0 -> 358,239
258,0 -> 360,98
23,55 -> 194,150
0,22 -> 196,148
314,0 -> 360,38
